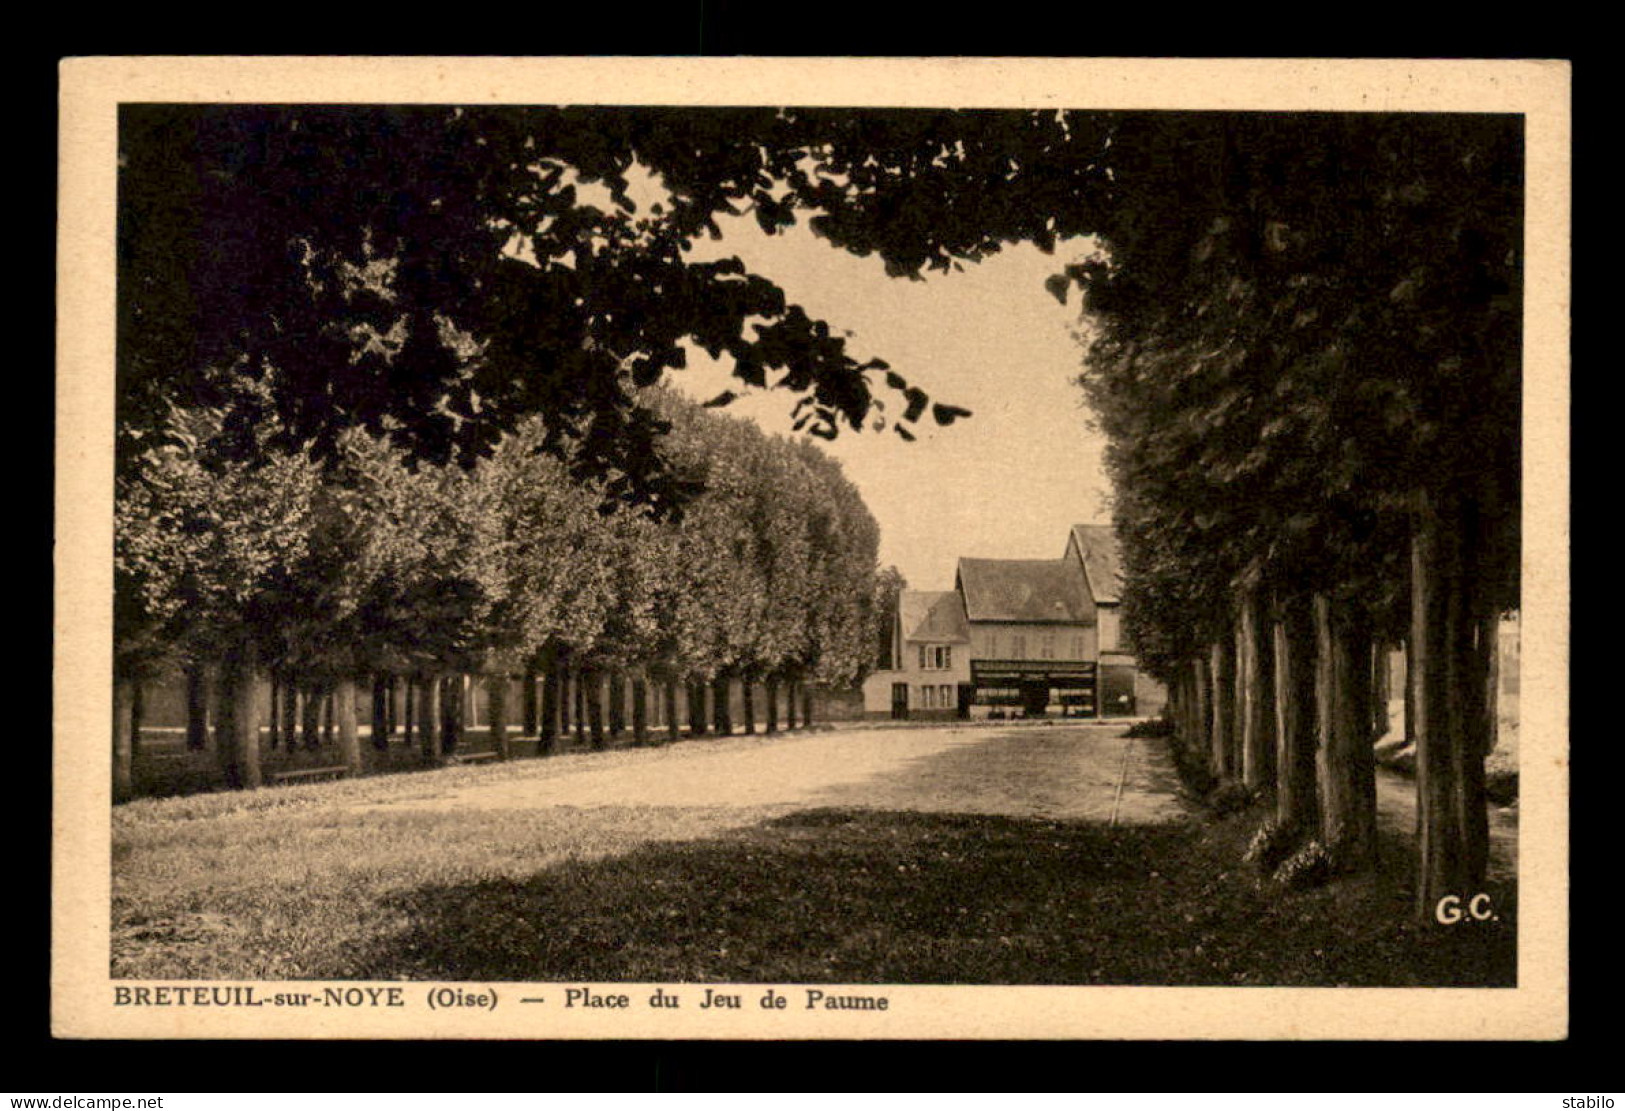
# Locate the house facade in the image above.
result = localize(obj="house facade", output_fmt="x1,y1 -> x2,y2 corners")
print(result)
860,589 -> 973,720
1064,523 -> 1165,717
861,524 -> 1165,720
956,556 -> 1099,718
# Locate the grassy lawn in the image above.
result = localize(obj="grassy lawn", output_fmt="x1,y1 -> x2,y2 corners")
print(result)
126,726 -> 650,800
113,746 -> 1515,986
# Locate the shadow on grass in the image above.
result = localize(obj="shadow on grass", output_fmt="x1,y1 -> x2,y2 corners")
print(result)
343,807 -> 1515,987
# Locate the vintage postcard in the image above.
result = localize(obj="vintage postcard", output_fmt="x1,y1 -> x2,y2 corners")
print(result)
55,57 -> 1571,1040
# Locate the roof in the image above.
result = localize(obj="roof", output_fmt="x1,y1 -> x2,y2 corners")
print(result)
1069,524 -> 1123,605
898,590 -> 970,643
955,558 -> 1093,624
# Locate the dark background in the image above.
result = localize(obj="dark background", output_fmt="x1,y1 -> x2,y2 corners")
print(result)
34,16 -> 1591,1095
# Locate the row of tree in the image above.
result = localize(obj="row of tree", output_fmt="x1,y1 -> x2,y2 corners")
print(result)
1071,114 -> 1521,918
118,107 -> 1523,919
114,388 -> 887,797
116,106 -> 978,801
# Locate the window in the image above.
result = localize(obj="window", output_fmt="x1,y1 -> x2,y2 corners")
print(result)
940,684 -> 953,708
919,685 -> 935,709
917,644 -> 953,670
918,644 -> 928,670
1011,635 -> 1026,660
1041,636 -> 1054,659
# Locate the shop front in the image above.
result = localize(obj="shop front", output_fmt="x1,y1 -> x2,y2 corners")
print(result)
968,660 -> 1098,719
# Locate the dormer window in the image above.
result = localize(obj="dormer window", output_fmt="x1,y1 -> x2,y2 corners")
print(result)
917,644 -> 953,670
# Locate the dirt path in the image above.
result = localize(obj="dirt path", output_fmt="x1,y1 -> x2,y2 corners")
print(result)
353,722 -> 1187,824
1374,766 -> 1519,881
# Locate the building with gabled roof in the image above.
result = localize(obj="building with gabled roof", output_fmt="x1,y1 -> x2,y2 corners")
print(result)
1065,523 -> 1166,717
953,555 -> 1101,718
860,589 -> 973,720
861,523 -> 1165,721
1067,524 -> 1122,604
898,589 -> 972,647
956,557 -> 1094,625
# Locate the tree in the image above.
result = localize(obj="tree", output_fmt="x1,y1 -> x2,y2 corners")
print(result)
1066,114 -> 1519,900
118,106 -> 981,517
115,403 -> 322,790
117,106 -> 1517,910
870,566 -> 908,671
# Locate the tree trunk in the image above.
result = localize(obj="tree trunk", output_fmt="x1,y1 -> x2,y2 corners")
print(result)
802,684 -> 814,728
403,678 -> 416,749
1412,486 -> 1493,917
1193,662 -> 1206,751
742,681 -> 757,735
1402,637 -> 1415,745
215,668 -> 235,779
489,671 -> 510,761
1314,593 -> 1377,869
1209,638 -> 1236,780
688,680 -> 708,737
713,675 -> 731,736
371,674 -> 390,750
268,674 -> 281,751
1485,617 -> 1501,754
301,683 -> 322,750
125,683 -> 143,762
632,674 -> 649,746
441,675 -> 464,757
387,675 -> 399,741
765,679 -> 780,734
1455,611 -> 1493,883
665,678 -> 680,745
217,644 -> 261,791
786,678 -> 799,730
1173,665 -> 1189,749
1238,588 -> 1276,792
1193,660 -> 1207,755
1372,644 -> 1392,741
185,664 -> 211,752
573,670 -> 586,744
336,676 -> 362,776
418,676 -> 441,766
523,663 -> 540,737
608,672 -> 626,737
1171,668 -> 1184,735
1191,655 -> 1211,763
113,677 -> 134,802
586,670 -> 606,751
1180,665 -> 1197,751
1273,597 -> 1319,836
280,678 -> 296,750
322,687 -> 335,745
541,659 -> 560,754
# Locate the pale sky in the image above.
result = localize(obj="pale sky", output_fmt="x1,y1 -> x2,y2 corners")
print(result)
666,215 -> 1115,591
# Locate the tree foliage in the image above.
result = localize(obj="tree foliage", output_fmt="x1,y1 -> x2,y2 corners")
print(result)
1065,113 -> 1522,673
117,99 -> 1524,915
115,385 -> 884,714
118,106 -> 1028,513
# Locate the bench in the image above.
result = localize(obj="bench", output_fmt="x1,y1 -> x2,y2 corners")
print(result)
448,750 -> 499,765
266,765 -> 349,786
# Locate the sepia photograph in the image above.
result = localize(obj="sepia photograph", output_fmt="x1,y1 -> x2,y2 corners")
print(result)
54,57 -> 1570,1040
